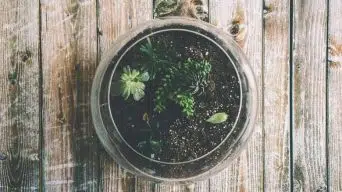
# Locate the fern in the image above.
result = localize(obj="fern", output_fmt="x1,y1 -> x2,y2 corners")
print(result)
175,93 -> 195,117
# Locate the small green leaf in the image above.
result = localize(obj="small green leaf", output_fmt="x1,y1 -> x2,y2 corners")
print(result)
142,112 -> 149,122
150,140 -> 161,152
135,82 -> 144,89
131,69 -> 140,78
133,88 -> 145,101
206,112 -> 228,124
121,83 -> 130,100
139,71 -> 150,82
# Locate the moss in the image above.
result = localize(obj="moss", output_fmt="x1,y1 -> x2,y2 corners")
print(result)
8,71 -> 17,85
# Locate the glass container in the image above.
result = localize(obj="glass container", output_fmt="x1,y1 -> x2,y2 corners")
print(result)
91,16 -> 258,183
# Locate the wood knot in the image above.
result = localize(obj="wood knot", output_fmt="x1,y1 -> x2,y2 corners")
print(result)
19,49 -> 32,63
65,1 -> 80,19
228,21 -> 247,42
229,22 -> 240,36
263,4 -> 273,15
328,37 -> 342,68
227,5 -> 247,43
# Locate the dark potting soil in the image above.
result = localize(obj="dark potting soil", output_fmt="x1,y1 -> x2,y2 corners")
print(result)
109,30 -> 241,163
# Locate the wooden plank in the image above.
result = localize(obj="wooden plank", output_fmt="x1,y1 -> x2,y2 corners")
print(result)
41,0 -> 99,191
209,0 -> 264,191
328,0 -> 342,191
292,0 -> 328,191
0,0 -> 40,191
97,0 -> 153,191
263,0 -> 291,191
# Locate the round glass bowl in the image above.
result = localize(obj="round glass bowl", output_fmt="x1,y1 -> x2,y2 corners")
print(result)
91,17 -> 258,183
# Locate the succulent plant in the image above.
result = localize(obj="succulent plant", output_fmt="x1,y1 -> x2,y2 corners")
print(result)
206,112 -> 228,124
120,66 -> 149,101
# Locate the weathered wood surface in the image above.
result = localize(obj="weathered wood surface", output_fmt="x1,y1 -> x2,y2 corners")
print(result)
97,0 -> 153,191
292,0 -> 328,191
1,0 -> 341,191
41,0 -> 99,191
0,0 -> 40,191
263,0 -> 290,191
209,0 -> 264,191
328,0 -> 342,191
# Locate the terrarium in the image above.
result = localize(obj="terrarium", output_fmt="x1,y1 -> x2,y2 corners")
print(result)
91,17 -> 257,182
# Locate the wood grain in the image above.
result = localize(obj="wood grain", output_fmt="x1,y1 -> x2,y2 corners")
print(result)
97,0 -> 153,191
263,0 -> 291,191
292,0 -> 328,191
0,0 -> 338,191
328,0 -> 342,191
135,178 -> 154,192
209,0 -> 264,191
0,0 -> 40,191
41,0 -> 98,191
